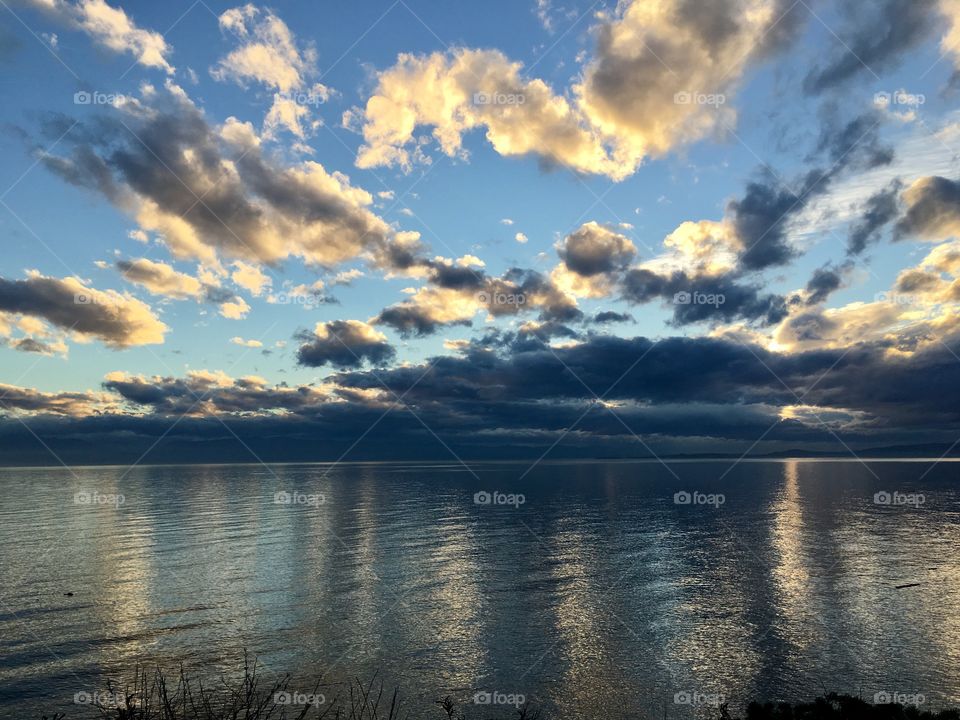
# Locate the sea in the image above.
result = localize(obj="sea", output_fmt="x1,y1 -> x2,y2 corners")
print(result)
0,459 -> 958,719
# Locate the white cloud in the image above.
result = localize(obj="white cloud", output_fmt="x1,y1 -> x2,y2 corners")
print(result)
231,260 -> 271,296
116,258 -> 204,299
27,0 -> 174,73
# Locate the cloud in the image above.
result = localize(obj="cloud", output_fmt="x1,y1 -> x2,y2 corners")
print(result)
115,258 -> 203,299
804,264 -> 849,305
351,0 -> 802,180
593,310 -> 633,324
7,319 -> 960,463
0,382 -> 112,416
804,0 -> 938,93
295,320 -> 396,368
0,312 -> 69,356
848,180 -> 903,255
621,267 -> 788,326
0,271 -> 166,347
213,4 -> 315,92
36,85 -> 403,273
103,369 -> 330,415
219,296 -> 250,320
25,0 -> 174,73
577,0 -> 800,167
352,48 -> 626,177
895,175 -> 960,241
556,222 -> 636,276
230,260 -> 271,296
211,5 -> 328,138
230,336 -> 263,348
515,232 -> 528,244
374,261 -> 582,336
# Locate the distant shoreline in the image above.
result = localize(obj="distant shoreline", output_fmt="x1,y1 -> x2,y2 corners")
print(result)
2,455 -> 960,470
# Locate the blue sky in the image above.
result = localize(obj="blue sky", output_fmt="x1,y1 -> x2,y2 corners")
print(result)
2,0 -> 960,463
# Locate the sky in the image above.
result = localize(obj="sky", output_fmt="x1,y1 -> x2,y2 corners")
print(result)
1,0 -> 960,465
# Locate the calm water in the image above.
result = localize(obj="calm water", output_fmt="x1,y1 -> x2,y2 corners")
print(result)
1,459 -> 959,719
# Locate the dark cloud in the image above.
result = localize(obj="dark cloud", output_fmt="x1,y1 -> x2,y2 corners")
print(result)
557,222 -> 636,276
295,320 -> 396,368
374,303 -> 472,337
815,109 -> 894,171
621,268 -> 788,326
0,383 -> 105,416
104,372 -> 329,415
0,273 -> 165,347
331,331 -> 960,432
33,87 -> 395,269
805,263 -> 849,305
730,174 -> 805,270
848,179 -> 902,254
594,311 -> 633,324
5,327 -> 960,463
731,111 -> 889,271
895,176 -> 960,241
7,337 -> 56,355
803,0 -> 938,94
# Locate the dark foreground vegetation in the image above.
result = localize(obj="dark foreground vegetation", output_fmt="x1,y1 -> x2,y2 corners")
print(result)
40,659 -> 960,720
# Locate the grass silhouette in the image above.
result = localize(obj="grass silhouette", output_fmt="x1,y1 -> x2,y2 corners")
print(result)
39,659 -> 959,720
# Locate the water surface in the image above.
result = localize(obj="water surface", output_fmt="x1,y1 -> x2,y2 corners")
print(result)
0,459 -> 958,719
